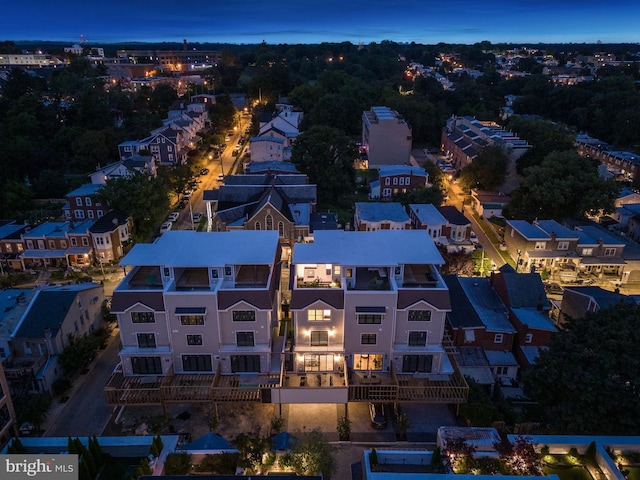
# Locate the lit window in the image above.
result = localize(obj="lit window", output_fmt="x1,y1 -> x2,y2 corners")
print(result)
308,309 -> 330,321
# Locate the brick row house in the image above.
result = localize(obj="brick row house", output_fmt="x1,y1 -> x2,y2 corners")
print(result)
104,230 -> 468,411
369,165 -> 428,200
408,204 -> 474,252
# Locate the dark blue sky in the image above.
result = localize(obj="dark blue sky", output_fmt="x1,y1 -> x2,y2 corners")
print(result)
2,0 -> 639,45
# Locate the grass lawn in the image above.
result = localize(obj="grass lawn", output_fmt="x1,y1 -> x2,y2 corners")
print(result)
99,457 -> 146,480
543,464 -> 593,480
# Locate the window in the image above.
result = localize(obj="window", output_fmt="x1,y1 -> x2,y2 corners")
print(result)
137,333 -> 156,348
131,357 -> 162,374
495,366 -> 509,375
60,240 -> 67,249
76,197 -> 83,206
604,248 -> 616,256
131,311 -> 155,323
4,243 -> 11,253
383,188 -> 391,197
24,342 -> 32,355
74,210 -> 85,219
97,210 -> 103,218
37,240 -> 45,249
385,177 -> 390,185
48,240 -> 56,249
266,214 -> 273,230
408,331 -> 427,346
405,177 -> 410,184
255,221 -> 261,230
557,241 -> 569,250
278,222 -> 284,237
310,331 -> 329,346
361,333 -> 377,345
346,268 -> 353,278
182,354 -> 212,372
225,266 -> 232,276
85,197 -> 92,206
82,237 -> 89,246
88,210 -> 94,219
393,177 -> 398,185
525,333 -> 533,344
402,355 -> 432,373
534,242 -> 546,250
180,315 -> 205,326
358,314 -> 381,324
582,248 -> 593,256
187,334 -> 203,346
494,333 -> 504,344
236,331 -> 255,347
399,177 -> 405,185
70,237 -> 77,246
231,355 -> 260,372
408,310 -> 431,322
26,240 -> 34,249
308,309 -> 330,321
211,269 -> 219,279
233,310 -> 256,322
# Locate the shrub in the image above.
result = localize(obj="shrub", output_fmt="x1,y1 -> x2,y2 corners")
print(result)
163,453 -> 191,475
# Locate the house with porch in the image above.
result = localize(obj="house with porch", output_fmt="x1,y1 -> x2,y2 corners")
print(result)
354,202 -> 411,231
89,157 -> 157,185
20,220 -> 95,270
89,210 -> 132,263
0,222 -> 28,272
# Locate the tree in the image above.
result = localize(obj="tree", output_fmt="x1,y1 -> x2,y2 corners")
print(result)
280,429 -> 336,478
95,171 -> 170,241
459,144 -> 510,191
495,436 -> 543,476
233,432 -> 271,473
290,125 -> 357,204
505,150 -> 619,221
395,412 -> 411,441
392,186 -> 444,207
158,164 -> 195,197
524,302 -> 640,434
337,416 -> 351,441
163,453 -> 191,475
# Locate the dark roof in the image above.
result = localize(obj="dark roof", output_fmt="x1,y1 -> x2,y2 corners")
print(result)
563,286 -> 635,309
309,212 -> 339,232
437,206 -> 470,226
500,272 -> 549,309
16,284 -> 101,339
89,210 -> 130,234
442,275 -> 484,329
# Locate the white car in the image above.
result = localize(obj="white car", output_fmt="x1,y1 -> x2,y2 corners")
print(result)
160,222 -> 172,234
167,212 -> 180,222
470,231 -> 479,244
192,212 -> 203,222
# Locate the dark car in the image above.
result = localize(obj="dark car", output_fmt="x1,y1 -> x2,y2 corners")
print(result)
200,168 -> 209,175
177,201 -> 187,209
368,403 -> 387,429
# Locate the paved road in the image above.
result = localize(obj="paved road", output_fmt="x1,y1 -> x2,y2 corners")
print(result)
45,331 -> 121,437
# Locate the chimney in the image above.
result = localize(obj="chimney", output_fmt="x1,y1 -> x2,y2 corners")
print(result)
183,39 -> 187,51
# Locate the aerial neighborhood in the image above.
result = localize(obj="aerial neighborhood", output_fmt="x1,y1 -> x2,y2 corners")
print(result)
1,37 -> 640,479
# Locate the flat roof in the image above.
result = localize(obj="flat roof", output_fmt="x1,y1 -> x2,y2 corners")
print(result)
535,220 -> 578,240
409,204 -> 447,225
507,220 -> 550,240
511,308 -> 558,331
355,202 -> 410,223
120,231 -> 279,267
293,230 -> 444,266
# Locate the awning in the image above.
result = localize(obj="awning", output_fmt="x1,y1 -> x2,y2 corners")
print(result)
66,246 -> 93,255
175,307 -> 206,315
355,306 -> 386,313
20,250 -> 67,259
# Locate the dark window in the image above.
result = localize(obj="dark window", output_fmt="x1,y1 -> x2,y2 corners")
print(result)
236,331 -> 255,347
163,267 -> 170,277
131,356 -> 162,374
402,355 -> 433,373
186,334 -> 203,346
231,355 -> 261,373
0,404 -> 10,431
408,331 -> 427,346
361,333 -> 377,345
180,315 -> 205,325
358,314 -> 382,324
408,310 -> 431,321
137,333 -> 156,348
182,354 -> 212,372
310,331 -> 328,346
131,311 -> 155,323
233,310 -> 256,322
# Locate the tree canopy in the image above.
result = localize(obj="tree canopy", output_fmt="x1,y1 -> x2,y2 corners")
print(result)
524,302 -> 640,435
504,150 -> 619,221
290,125 -> 357,204
459,144 -> 510,191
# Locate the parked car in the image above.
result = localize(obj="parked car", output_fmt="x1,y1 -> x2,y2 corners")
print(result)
177,201 -> 187,209
368,403 -> 387,429
167,212 -> 180,222
160,222 -> 172,234
183,192 -> 191,201
200,168 -> 209,175
217,174 -> 225,182
192,212 -> 203,222
470,231 -> 479,244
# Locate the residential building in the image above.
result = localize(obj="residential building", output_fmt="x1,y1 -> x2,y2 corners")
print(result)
437,206 -> 473,250
371,165 -> 428,199
362,106 -> 412,167
471,190 -> 509,219
0,362 -> 16,448
441,115 -> 530,170
249,136 -> 285,162
116,47 -> 221,72
490,266 -> 557,368
408,204 -> 447,240
0,53 -> 65,67
62,184 -> 105,222
575,133 -> 640,183
257,104 -> 302,148
20,220 -> 95,270
244,161 -> 298,175
1,283 -> 104,394
557,286 -> 638,326
89,210 -> 132,262
0,221 -> 28,272
108,230 -> 281,378
89,157 -> 157,185
354,203 -> 411,231
207,174 -> 316,244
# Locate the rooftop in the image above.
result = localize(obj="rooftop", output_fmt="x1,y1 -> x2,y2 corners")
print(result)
355,202 -> 410,223
409,204 -> 447,225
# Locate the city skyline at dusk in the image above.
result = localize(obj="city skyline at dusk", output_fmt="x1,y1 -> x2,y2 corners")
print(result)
2,0 -> 639,46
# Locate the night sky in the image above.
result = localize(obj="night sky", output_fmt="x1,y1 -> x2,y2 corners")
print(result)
2,0 -> 639,45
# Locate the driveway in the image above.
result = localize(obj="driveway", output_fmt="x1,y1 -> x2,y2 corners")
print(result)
44,329 -> 121,437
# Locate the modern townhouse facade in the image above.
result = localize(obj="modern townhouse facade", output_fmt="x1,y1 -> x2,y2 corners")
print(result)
362,107 -> 412,167
105,230 -> 468,412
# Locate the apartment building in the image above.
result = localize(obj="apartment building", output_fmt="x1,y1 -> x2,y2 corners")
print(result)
362,106 -> 412,167
62,184 -> 105,222
110,231 -> 282,377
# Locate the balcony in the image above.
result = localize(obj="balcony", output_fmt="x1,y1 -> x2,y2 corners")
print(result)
296,278 -> 342,289
124,266 -> 163,290
175,267 -> 210,291
402,264 -> 438,287
3,353 -> 49,380
231,264 -> 270,289
349,267 -> 391,291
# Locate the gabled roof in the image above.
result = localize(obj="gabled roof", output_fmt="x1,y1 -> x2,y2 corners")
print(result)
563,286 -> 636,310
89,210 -> 130,234
437,206 -> 470,226
15,283 -> 102,339
442,275 -> 484,329
66,183 -> 103,197
378,165 -> 427,177
535,220 -> 578,240
499,272 -> 549,310
0,222 -> 29,240
507,220 -> 550,241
